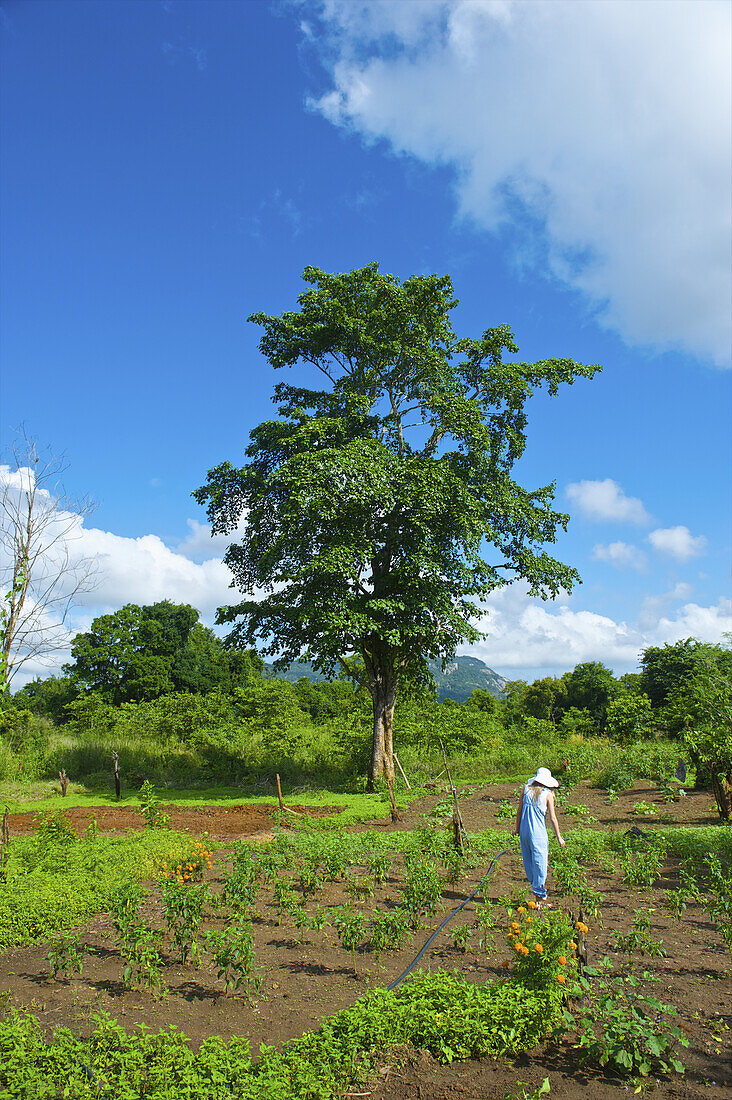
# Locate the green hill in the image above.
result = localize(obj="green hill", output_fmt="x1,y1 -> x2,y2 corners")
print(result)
267,655 -> 507,703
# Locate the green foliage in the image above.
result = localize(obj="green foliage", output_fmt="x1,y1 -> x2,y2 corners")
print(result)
120,924 -> 166,997
618,847 -> 662,888
45,930 -> 85,980
401,859 -> 442,926
139,779 -> 171,829
0,826 -> 189,950
560,662 -> 618,730
204,922 -> 261,998
66,601 -> 232,704
596,740 -> 678,790
605,692 -> 654,743
161,879 -> 209,964
0,970 -> 565,1098
333,907 -> 366,972
566,958 -> 688,1077
368,908 -> 411,957
195,263 -> 598,788
10,675 -> 78,724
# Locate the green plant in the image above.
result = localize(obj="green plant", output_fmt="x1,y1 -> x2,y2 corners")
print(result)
402,860 -> 442,927
631,801 -> 657,817
204,922 -> 261,998
138,780 -> 171,829
365,851 -> 391,885
619,847 -> 662,888
273,878 -> 298,924
496,800 -> 514,821
120,924 -> 166,997
449,922 -> 473,953
566,958 -> 688,1077
369,908 -> 411,958
343,872 -> 374,902
161,879 -> 209,964
298,861 -> 323,898
613,911 -> 666,965
333,907 -> 365,973
46,930 -> 84,980
505,1079 -> 551,1100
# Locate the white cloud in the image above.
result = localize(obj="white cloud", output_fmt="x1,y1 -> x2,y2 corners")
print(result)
463,582 -> 732,678
566,479 -> 650,524
647,525 -> 707,561
592,541 -> 647,571
307,0 -> 732,366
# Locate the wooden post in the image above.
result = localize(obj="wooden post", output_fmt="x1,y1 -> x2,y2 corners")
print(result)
59,769 -> 69,797
439,738 -> 465,854
274,774 -> 303,817
393,753 -> 411,791
111,750 -> 121,800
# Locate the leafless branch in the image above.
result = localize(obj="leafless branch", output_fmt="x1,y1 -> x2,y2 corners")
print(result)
0,427 -> 99,683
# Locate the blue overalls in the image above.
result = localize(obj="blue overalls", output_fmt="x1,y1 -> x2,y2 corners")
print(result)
519,784 -> 549,899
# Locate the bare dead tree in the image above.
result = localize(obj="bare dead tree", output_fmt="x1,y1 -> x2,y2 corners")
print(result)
0,428 -> 98,687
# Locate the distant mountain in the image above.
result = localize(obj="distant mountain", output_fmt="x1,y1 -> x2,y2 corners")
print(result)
267,654 -> 507,703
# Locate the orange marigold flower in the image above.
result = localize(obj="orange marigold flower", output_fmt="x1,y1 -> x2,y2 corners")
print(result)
510,921 -> 520,931
501,960 -> 510,969
556,974 -> 566,984
526,915 -> 533,923
534,943 -> 543,954
521,945 -> 530,955
569,940 -> 577,949
527,899 -> 537,909
558,956 -> 567,966
514,943 -> 523,954
517,906 -> 526,915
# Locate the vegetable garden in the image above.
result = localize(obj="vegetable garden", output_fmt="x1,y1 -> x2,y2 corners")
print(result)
0,772 -> 730,1100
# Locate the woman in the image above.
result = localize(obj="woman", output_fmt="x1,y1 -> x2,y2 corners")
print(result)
515,767 -> 565,908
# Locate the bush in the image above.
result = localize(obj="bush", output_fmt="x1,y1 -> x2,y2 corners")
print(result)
0,822 -> 191,950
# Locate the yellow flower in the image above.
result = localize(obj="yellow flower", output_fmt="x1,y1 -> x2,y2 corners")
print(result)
510,921 -> 520,932
558,955 -> 567,966
517,906 -> 526,915
534,943 -> 543,954
521,945 -> 530,955
527,899 -> 537,910
513,942 -> 523,954
569,940 -> 577,950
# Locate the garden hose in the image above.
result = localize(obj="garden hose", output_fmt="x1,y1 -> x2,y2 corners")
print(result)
386,848 -> 511,992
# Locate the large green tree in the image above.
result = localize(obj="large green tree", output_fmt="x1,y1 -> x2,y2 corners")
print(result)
195,264 -> 599,792
66,600 -> 230,704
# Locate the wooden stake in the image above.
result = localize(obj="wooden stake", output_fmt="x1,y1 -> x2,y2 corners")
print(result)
59,769 -> 69,797
393,753 -> 411,790
274,774 -> 304,816
439,738 -> 465,854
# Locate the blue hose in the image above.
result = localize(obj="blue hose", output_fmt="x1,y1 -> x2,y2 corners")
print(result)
386,848 -> 511,992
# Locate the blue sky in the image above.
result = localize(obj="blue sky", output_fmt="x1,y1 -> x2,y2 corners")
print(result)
1,0 -> 730,685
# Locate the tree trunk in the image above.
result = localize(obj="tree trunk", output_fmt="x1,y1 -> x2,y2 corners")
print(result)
710,771 -> 731,821
366,675 -> 398,817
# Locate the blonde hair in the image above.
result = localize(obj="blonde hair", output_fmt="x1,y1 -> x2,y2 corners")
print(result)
529,781 -> 545,802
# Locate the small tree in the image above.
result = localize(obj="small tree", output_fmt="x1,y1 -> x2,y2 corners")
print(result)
0,430 -> 97,688
669,639 -> 732,820
195,264 -> 598,791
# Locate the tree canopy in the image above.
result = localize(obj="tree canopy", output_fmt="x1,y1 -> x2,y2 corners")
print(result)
65,601 -> 232,704
195,263 -> 600,791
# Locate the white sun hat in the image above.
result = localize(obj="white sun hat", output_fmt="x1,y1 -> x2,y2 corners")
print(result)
528,767 -> 559,788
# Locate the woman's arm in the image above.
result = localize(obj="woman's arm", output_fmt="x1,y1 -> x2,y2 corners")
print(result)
546,792 -> 565,846
515,789 -> 524,835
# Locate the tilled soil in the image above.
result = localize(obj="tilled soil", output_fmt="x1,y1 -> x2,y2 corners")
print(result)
1,781 -> 729,1100
5,801 -> 337,839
